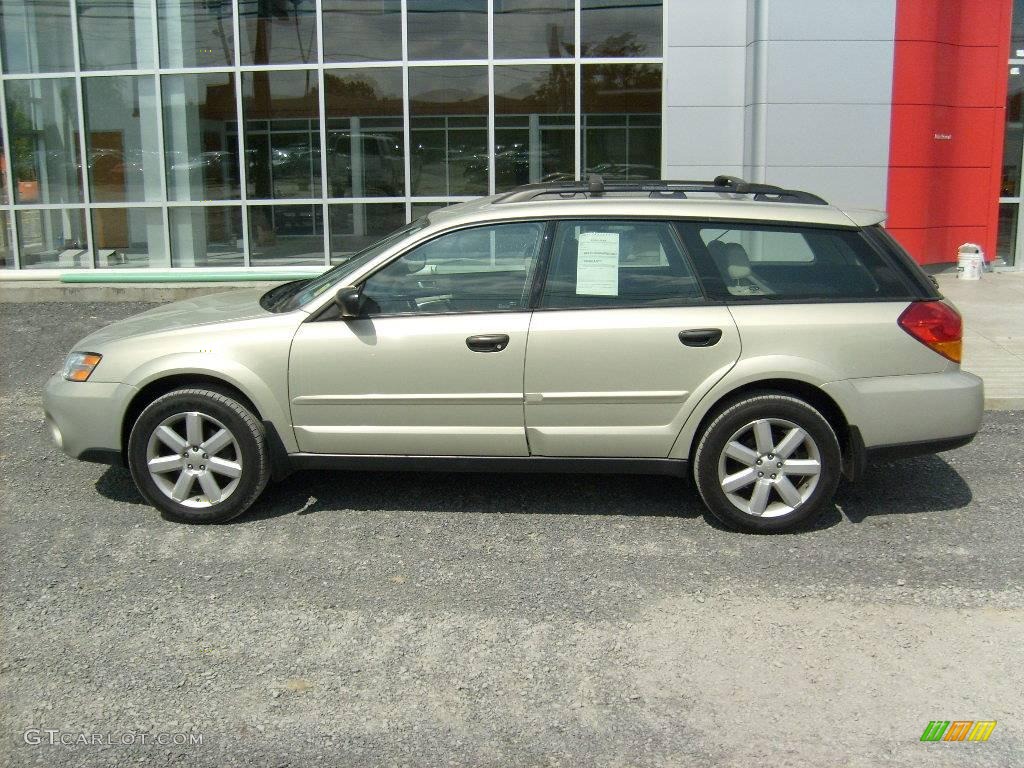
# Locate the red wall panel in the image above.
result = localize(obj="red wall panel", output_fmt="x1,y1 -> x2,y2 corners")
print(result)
887,0 -> 1012,265
895,0 -> 1008,46
892,42 -> 1002,107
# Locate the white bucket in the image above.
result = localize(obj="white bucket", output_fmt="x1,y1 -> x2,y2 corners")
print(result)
957,243 -> 984,280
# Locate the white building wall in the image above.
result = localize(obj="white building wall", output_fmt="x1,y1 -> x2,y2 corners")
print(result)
663,0 -> 748,180
664,0 -> 898,211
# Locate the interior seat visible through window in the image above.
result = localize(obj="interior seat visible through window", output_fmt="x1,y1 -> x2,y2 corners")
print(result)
684,222 -> 913,301
710,241 -> 773,295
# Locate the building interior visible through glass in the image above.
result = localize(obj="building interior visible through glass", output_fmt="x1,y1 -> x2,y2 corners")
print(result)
0,0 -> 664,269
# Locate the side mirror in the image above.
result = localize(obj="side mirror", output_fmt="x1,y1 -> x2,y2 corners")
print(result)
333,285 -> 363,319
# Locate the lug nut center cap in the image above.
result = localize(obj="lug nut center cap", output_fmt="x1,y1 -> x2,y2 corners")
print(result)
187,448 -> 206,473
757,455 -> 785,481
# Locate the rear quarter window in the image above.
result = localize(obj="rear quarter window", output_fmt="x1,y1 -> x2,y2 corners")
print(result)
680,222 -> 913,301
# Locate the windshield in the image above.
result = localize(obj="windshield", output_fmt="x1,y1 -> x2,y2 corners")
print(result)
280,218 -> 430,311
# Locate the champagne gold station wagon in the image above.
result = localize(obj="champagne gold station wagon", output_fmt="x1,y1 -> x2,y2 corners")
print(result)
44,176 -> 983,532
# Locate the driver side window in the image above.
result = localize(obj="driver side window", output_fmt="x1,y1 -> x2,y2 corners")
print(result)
360,222 -> 545,315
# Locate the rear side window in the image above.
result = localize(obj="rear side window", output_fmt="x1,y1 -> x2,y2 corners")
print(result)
681,222 -> 912,301
539,220 -> 703,309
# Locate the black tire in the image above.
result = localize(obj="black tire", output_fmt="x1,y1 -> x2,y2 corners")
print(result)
127,388 -> 270,523
693,393 -> 841,533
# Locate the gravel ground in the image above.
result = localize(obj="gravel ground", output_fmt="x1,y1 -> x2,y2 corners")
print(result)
1,301 -> 1022,768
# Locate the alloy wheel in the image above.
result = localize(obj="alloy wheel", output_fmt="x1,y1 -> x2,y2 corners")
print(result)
145,411 -> 243,508
716,417 -> 822,518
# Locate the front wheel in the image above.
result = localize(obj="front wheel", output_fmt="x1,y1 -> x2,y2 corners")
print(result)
693,393 -> 841,533
127,388 -> 270,523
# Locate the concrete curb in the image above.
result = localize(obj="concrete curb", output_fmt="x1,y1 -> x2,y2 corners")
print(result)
982,397 -> 1024,411
0,281 -> 282,303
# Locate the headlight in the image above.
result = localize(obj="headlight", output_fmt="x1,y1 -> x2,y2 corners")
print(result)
62,352 -> 102,382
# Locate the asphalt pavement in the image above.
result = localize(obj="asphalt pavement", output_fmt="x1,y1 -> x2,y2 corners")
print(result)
0,301 -> 1022,768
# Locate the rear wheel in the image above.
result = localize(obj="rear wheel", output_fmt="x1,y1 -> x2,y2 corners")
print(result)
128,388 -> 270,523
693,393 -> 841,533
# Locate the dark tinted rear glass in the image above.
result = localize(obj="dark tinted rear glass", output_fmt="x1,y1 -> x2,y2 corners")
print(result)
678,222 -> 913,301
864,225 -> 941,299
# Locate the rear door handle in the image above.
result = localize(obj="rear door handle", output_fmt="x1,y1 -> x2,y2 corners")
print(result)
466,334 -> 510,353
679,328 -> 723,347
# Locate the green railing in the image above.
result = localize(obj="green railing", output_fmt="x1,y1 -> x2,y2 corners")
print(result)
60,271 -> 322,284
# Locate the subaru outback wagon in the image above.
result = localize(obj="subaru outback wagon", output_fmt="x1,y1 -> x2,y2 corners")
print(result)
44,176 -> 983,532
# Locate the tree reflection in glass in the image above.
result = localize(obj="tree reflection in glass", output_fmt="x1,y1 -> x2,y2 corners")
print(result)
581,0 -> 661,57
325,70 -> 404,198
239,0 -> 318,65
494,65 -> 575,191
242,70 -> 321,200
409,67 -> 488,196
582,63 -> 662,180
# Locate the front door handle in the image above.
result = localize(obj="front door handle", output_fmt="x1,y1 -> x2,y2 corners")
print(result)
466,334 -> 510,353
679,328 -> 723,347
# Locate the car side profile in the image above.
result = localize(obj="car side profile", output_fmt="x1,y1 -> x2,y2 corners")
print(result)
43,176 -> 983,532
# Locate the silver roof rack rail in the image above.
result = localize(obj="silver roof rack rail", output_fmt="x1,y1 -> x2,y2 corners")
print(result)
494,174 -> 828,205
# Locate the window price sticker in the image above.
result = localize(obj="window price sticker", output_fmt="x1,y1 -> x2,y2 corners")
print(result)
576,232 -> 619,296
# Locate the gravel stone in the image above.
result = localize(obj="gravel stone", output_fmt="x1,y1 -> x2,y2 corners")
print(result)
0,301 -> 1021,767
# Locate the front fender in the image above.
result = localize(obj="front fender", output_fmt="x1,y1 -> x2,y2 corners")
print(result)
125,353 -> 299,453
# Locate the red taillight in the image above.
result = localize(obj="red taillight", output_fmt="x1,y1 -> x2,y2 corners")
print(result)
897,301 -> 962,363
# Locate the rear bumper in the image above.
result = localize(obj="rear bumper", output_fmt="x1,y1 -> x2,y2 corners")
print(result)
823,369 -> 984,449
43,374 -> 135,463
865,433 -> 977,462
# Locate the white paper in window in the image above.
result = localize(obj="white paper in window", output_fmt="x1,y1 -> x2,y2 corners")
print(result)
575,232 -> 619,296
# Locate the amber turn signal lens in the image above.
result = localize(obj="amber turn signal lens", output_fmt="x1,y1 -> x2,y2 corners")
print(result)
62,352 -> 103,382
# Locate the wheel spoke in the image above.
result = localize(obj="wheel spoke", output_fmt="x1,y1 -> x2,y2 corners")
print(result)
171,471 -> 196,502
748,479 -> 772,516
207,457 -> 242,478
201,428 -> 232,455
724,441 -> 758,466
155,425 -> 186,453
148,455 -> 184,474
775,477 -> 803,508
185,412 -> 204,447
752,420 -> 774,455
784,458 -> 821,476
197,472 -> 223,504
774,427 -> 807,459
721,467 -> 758,493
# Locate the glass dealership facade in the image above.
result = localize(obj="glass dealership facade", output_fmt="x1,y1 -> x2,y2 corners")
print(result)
0,0 -> 663,270
1000,0 -> 1024,265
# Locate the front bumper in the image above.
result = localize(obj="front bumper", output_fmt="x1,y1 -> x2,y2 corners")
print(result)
43,374 -> 136,463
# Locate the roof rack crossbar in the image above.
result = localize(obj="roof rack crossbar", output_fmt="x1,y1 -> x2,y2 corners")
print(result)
494,175 -> 828,205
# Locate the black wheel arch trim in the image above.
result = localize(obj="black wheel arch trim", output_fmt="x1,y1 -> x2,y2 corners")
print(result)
839,427 -> 976,481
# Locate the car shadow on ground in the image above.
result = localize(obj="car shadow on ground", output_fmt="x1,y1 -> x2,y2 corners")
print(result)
95,453 -> 972,532
833,454 -> 973,522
